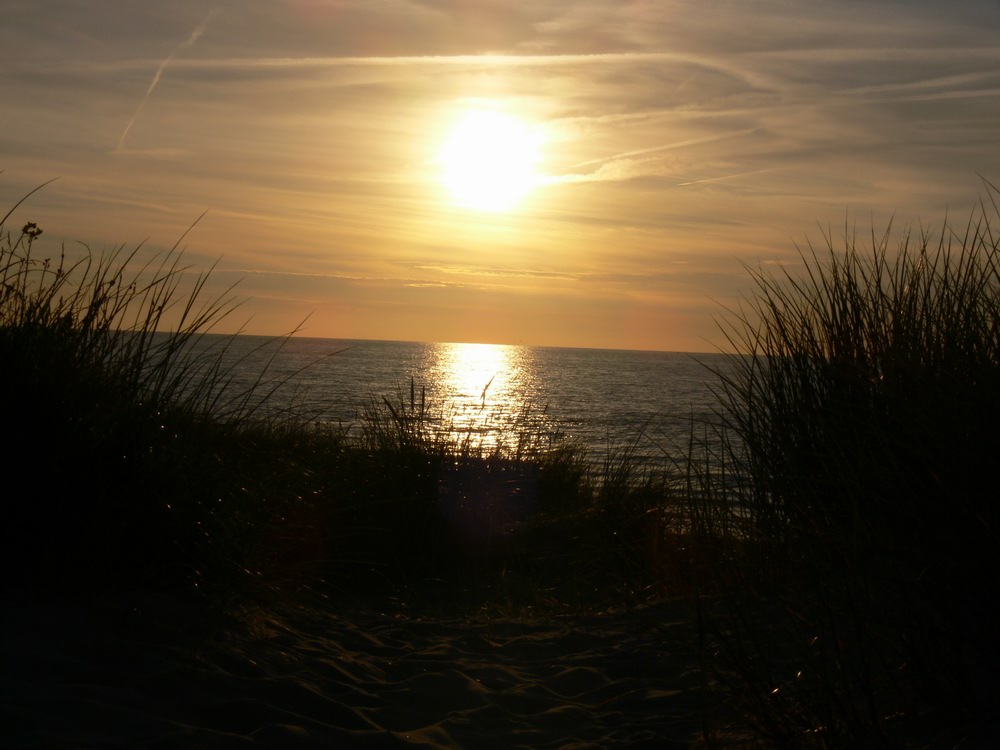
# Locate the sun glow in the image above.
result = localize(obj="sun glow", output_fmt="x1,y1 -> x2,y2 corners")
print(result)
437,109 -> 544,212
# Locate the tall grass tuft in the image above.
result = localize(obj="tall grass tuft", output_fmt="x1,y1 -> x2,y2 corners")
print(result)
0,198 -> 327,599
0,184 -> 704,615
690,184 -> 1000,747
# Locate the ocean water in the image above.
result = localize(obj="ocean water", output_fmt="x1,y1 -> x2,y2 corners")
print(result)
193,335 -> 732,468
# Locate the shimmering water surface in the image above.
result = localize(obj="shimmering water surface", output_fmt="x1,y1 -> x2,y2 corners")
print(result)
198,335 -> 731,467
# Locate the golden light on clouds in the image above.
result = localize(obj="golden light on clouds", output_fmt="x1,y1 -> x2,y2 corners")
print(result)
437,106 -> 545,212
5,2 -> 1000,350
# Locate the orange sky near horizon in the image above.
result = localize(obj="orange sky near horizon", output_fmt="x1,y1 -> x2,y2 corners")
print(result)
3,1 -> 1000,352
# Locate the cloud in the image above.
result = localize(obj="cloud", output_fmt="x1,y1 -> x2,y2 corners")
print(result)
6,0 -> 1000,349
546,128 -> 758,183
110,148 -> 196,161
408,262 -> 579,282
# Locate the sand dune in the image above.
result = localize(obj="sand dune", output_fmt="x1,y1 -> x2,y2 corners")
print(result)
2,595 -> 707,748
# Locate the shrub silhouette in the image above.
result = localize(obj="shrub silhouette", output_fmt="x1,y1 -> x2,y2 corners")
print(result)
692,184 -> 1000,747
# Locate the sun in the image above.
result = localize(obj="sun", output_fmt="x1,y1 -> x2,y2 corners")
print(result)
437,109 -> 543,212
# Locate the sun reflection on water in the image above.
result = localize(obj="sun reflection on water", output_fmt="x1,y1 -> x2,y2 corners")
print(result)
426,342 -> 554,453
434,342 -> 514,402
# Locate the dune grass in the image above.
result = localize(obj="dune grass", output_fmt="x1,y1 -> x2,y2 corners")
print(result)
0,208 -> 314,597
0,196 -> 681,613
687,184 -> 1000,748
7,178 -> 996,746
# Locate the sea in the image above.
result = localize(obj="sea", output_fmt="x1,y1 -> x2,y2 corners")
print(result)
188,335 -> 734,471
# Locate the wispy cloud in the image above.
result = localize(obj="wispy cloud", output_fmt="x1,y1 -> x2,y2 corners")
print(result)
409,262 -> 580,281
6,0 -> 1000,349
565,129 -> 756,171
548,129 -> 758,183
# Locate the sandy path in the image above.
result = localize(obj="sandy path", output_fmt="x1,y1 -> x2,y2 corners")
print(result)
2,596 -> 706,748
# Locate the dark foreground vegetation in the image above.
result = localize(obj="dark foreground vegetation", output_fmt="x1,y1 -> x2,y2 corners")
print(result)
688,183 -> 1000,749
0,192 -> 673,612
2,182 -> 998,748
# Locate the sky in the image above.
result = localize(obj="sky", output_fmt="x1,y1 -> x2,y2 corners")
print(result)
3,0 -> 1000,352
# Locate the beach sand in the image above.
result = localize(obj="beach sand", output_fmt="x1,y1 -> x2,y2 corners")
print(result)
2,594 -> 708,748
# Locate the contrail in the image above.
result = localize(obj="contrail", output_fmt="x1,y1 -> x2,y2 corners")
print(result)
116,9 -> 221,152
566,129 -> 756,171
